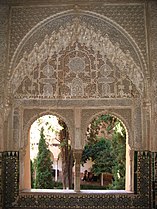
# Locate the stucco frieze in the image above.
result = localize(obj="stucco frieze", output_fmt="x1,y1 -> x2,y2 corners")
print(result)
13,98 -> 133,108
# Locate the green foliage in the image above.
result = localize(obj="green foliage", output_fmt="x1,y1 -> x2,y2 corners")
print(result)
80,184 -> 107,190
82,114 -> 126,190
35,127 -> 54,189
54,181 -> 63,189
110,123 -> 126,189
82,138 -> 114,175
91,138 -> 114,175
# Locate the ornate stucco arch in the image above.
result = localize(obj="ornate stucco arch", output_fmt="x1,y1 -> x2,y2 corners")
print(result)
20,109 -> 75,190
22,110 -> 74,153
82,110 -> 131,147
10,9 -> 145,191
9,10 -> 145,99
81,109 -> 133,153
80,109 -> 134,191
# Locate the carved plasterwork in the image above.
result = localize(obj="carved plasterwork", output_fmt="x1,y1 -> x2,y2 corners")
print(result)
9,3 -> 147,74
6,3 -> 147,153
9,5 -> 70,63
12,108 -> 20,150
0,6 -> 9,153
0,6 -> 9,110
150,2 -> 157,114
81,108 -> 133,149
133,98 -> 143,149
81,4 -> 147,67
9,10 -> 145,152
20,108 -> 75,153
150,1 -> 157,151
10,17 -> 144,100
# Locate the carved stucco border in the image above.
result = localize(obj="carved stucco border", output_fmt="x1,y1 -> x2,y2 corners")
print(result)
18,102 -> 137,156
21,108 -> 75,154
81,108 -> 133,149
149,1 -> 157,151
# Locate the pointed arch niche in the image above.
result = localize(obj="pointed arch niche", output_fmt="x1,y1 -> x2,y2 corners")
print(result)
9,9 -> 145,197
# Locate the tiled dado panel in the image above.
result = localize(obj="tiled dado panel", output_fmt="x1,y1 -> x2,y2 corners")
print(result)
2,151 -> 153,209
152,153 -> 157,209
3,152 -> 19,208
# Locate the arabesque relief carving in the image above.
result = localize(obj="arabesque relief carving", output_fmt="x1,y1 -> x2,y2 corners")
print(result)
10,19 -> 144,100
1,1 -> 157,208
9,3 -> 147,73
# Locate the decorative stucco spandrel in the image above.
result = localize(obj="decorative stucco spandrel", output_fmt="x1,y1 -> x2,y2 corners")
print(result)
10,14 -> 144,100
81,108 -> 133,149
9,3 -> 147,74
21,108 -> 75,152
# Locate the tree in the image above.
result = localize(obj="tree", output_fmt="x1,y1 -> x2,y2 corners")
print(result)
58,119 -> 74,189
91,138 -> 114,175
81,114 -> 126,189
35,127 -> 54,189
35,115 -> 74,189
110,122 -> 126,189
30,160 -> 35,188
82,114 -> 116,164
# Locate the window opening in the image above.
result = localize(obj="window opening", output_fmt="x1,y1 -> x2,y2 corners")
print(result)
30,115 -> 74,190
80,114 -> 129,190
22,113 -> 133,193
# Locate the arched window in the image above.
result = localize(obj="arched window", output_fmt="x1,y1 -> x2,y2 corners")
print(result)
21,112 -> 133,192
22,114 -> 74,191
81,113 -> 133,191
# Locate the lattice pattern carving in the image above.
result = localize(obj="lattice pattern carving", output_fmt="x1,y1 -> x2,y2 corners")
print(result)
81,4 -> 147,65
11,20 -> 143,99
13,108 -> 19,150
9,3 -> 147,72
